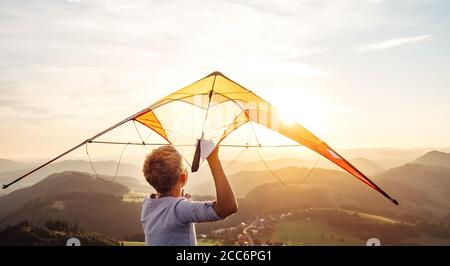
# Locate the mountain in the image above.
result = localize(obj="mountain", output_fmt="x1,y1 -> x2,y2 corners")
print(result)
331,148 -> 430,169
0,162 -> 449,245
0,171 -> 143,239
240,170 -> 444,221
187,151 -> 424,193
192,162 -> 450,219
338,148 -> 430,162
379,163 -> 450,202
349,157 -> 384,175
0,160 -> 143,193
221,156 -> 384,176
372,159 -> 406,170
0,159 -> 30,174
413,151 -> 450,168
0,171 -> 129,216
190,166 -> 385,200
220,158 -> 310,173
189,166 -> 324,197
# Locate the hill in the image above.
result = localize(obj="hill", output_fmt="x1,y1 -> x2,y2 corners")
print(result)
0,172 -> 143,239
0,171 -> 128,216
190,165 -> 391,200
379,163 -> 450,203
0,163 -> 448,245
413,151 -> 450,168
189,166 -> 330,197
0,159 -> 29,173
0,220 -> 118,246
194,162 -> 450,219
0,160 -> 143,193
349,157 -> 384,175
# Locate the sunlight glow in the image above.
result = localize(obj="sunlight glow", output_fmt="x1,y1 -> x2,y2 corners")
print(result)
270,89 -> 330,135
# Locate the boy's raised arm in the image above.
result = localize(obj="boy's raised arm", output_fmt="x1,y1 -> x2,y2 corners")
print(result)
207,147 -> 238,218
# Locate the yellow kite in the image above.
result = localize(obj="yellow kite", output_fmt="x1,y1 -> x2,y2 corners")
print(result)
3,71 -> 398,205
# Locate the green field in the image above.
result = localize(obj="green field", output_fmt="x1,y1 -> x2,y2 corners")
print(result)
122,192 -> 147,202
267,219 -> 365,246
197,239 -> 224,246
119,239 -> 223,246
120,241 -> 145,246
315,208 -> 400,224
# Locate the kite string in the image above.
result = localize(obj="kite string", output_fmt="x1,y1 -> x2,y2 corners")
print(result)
253,147 -> 290,187
253,146 -> 320,188
249,121 -> 320,188
291,155 -> 321,188
221,122 -> 253,170
223,145 -> 248,170
87,140 -> 302,148
85,141 -> 129,183
133,119 -> 154,154
133,119 -> 146,144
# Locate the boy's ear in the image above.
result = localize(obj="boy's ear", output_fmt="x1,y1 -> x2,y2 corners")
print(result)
179,172 -> 188,185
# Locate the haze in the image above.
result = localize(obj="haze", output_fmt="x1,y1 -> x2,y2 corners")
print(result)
1,0 -> 449,160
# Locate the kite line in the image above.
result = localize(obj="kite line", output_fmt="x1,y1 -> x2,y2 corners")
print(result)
85,141 -> 130,183
86,140 -> 303,148
1,108 -> 151,189
249,121 -> 320,189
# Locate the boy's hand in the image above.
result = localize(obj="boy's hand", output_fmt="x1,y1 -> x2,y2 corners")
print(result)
181,189 -> 192,200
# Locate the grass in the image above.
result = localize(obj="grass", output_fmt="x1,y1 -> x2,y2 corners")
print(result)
268,219 -> 365,246
197,238 -> 224,246
122,192 -> 147,202
119,239 -> 224,246
315,208 -> 400,224
120,241 -> 145,246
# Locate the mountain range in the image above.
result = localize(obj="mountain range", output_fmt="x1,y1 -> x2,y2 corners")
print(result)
413,150 -> 450,168
0,159 -> 143,194
0,149 -> 449,241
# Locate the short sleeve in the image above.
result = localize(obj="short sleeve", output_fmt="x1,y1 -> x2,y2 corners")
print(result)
141,197 -> 149,222
174,199 -> 224,224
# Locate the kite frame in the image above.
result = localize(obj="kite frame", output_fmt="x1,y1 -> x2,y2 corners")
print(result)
1,71 -> 399,207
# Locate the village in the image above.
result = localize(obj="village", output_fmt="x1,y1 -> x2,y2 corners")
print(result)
199,212 -> 296,246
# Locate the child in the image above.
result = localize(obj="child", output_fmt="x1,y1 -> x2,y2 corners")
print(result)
141,145 -> 238,246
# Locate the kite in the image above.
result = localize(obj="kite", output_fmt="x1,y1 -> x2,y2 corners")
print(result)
2,71 -> 398,205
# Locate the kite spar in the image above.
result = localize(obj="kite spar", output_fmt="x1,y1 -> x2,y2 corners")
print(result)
1,108 -> 154,189
2,71 -> 398,206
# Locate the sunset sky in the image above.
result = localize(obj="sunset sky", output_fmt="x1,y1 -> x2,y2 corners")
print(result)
1,0 -> 449,160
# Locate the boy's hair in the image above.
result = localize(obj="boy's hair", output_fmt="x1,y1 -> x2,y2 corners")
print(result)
143,145 -> 185,194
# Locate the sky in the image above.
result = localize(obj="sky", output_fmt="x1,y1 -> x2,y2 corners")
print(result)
0,0 -> 449,160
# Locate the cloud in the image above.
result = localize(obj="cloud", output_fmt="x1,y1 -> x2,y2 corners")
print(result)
356,35 -> 432,52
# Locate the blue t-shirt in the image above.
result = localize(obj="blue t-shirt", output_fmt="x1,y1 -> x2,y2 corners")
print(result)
141,196 -> 223,246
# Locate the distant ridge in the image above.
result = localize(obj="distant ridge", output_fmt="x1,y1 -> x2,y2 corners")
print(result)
0,160 -> 143,192
413,150 -> 450,168
0,159 -> 29,173
350,157 -> 384,175
0,171 -> 128,215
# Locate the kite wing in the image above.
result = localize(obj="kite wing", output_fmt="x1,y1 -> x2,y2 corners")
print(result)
134,71 -> 398,205
3,71 -> 398,206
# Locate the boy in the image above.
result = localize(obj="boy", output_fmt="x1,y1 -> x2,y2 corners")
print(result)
141,145 -> 238,246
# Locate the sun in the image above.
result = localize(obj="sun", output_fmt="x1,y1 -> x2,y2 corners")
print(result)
273,91 -> 329,135
278,107 -> 297,125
